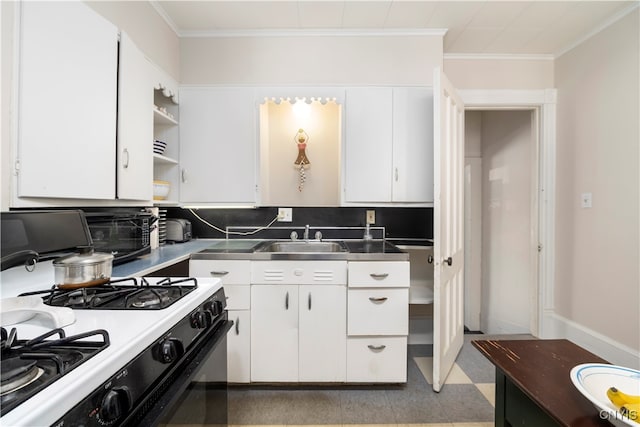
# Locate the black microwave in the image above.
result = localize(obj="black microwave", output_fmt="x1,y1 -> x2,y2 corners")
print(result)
84,210 -> 156,265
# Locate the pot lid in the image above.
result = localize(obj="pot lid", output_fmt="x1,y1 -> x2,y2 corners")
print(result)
53,250 -> 113,266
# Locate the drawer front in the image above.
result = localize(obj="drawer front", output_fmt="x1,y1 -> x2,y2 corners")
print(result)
346,336 -> 407,383
348,288 -> 408,335
224,285 -> 250,310
190,260 -> 250,285
348,261 -> 409,288
251,261 -> 347,285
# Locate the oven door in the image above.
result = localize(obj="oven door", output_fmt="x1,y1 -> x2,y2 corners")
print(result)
123,315 -> 233,426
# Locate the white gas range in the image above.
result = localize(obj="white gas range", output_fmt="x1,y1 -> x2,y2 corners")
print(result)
0,261 -> 227,426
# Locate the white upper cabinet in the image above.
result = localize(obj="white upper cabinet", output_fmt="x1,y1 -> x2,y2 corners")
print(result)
17,1 -> 118,200
392,87 -> 434,203
179,88 -> 257,205
344,87 -> 393,203
343,87 -> 434,205
117,32 -> 153,201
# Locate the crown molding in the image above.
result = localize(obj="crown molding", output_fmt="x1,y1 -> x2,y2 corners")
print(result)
149,1 -> 180,36
444,53 -> 554,61
555,2 -> 640,59
179,28 -> 447,38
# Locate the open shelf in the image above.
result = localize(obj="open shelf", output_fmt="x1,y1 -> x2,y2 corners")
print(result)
153,153 -> 178,165
153,108 -> 178,125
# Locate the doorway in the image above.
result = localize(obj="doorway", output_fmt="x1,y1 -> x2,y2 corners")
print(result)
464,109 -> 539,336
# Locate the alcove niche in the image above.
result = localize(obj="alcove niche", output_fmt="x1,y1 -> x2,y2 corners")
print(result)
259,97 -> 342,206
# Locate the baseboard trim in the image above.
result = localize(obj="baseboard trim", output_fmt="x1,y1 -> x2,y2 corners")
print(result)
542,311 -> 639,369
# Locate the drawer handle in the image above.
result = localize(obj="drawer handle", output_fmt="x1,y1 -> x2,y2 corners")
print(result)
368,345 -> 386,352
235,316 -> 240,335
210,271 -> 229,276
369,297 -> 388,303
369,273 -> 389,280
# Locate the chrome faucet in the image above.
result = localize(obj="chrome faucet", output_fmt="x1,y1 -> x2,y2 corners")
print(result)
363,223 -> 373,240
303,224 -> 310,241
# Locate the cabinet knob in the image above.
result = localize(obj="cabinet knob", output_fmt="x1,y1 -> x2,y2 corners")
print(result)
428,254 -> 434,264
235,316 -> 240,335
444,256 -> 453,266
181,168 -> 187,183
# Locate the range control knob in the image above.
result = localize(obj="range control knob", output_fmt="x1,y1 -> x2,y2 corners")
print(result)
99,387 -> 131,423
205,299 -> 224,317
158,338 -> 184,364
190,310 -> 212,329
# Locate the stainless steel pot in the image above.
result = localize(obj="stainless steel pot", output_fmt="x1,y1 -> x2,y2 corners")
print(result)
53,247 -> 113,290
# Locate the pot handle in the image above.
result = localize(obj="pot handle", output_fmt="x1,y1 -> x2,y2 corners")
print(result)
1,250 -> 39,272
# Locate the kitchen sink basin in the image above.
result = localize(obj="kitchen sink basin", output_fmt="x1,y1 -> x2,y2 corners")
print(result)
257,241 -> 348,253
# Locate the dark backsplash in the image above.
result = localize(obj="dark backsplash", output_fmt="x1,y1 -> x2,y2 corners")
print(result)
165,207 -> 432,243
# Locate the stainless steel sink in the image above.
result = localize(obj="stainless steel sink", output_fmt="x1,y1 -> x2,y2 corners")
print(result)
257,241 -> 348,253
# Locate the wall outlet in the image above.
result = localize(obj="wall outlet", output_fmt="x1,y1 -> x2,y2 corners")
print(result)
278,207 -> 293,222
581,192 -> 592,208
366,210 -> 375,225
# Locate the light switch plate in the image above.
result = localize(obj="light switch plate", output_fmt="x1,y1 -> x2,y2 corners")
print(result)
581,193 -> 592,208
278,207 -> 292,222
366,210 -> 375,225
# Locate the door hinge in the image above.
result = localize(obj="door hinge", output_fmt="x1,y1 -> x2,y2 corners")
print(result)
537,243 -> 543,252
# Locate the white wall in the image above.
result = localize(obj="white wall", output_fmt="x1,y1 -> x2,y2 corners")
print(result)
479,110 -> 535,334
554,9 -> 639,355
444,57 -> 554,90
86,1 -> 180,81
181,35 -> 442,85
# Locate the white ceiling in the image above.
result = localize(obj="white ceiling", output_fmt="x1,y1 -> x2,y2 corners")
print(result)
153,1 -> 638,57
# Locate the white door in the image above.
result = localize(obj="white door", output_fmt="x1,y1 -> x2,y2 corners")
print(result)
117,32 -> 153,200
179,87 -> 257,204
432,68 -> 465,392
18,1 -> 118,199
298,285 -> 346,382
250,285 -> 298,382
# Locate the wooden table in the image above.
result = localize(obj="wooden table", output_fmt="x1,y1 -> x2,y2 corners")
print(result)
472,339 -> 615,427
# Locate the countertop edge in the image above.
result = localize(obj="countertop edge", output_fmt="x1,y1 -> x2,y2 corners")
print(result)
113,239 -> 411,277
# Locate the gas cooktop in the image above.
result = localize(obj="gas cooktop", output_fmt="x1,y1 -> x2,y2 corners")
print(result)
18,277 -> 198,310
0,326 -> 109,414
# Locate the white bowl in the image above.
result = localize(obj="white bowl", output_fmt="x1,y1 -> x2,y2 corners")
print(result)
570,363 -> 640,427
153,180 -> 170,200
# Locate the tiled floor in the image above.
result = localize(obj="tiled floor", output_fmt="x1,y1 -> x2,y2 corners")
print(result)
228,334 -> 533,426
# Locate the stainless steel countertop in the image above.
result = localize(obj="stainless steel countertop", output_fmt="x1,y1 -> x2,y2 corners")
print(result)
191,239 -> 409,261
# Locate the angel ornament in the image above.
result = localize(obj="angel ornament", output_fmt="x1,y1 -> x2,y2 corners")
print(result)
294,128 -> 311,191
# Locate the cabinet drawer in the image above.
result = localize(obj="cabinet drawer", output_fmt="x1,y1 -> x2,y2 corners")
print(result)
346,336 -> 407,383
251,261 -> 347,285
348,261 -> 409,288
224,285 -> 250,310
348,288 -> 408,335
190,260 -> 250,285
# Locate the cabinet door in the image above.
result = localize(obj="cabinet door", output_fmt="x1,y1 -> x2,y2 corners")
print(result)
392,87 -> 434,202
228,310 -> 251,383
18,1 -> 118,199
250,285 -> 298,382
299,285 -> 346,382
344,88 -> 393,203
117,32 -> 153,201
180,88 -> 257,204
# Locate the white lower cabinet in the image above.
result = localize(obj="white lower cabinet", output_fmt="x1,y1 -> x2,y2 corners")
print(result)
227,309 -> 251,383
298,285 -> 346,382
250,284 -> 347,383
346,336 -> 408,382
347,261 -> 410,383
190,260 -> 251,383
